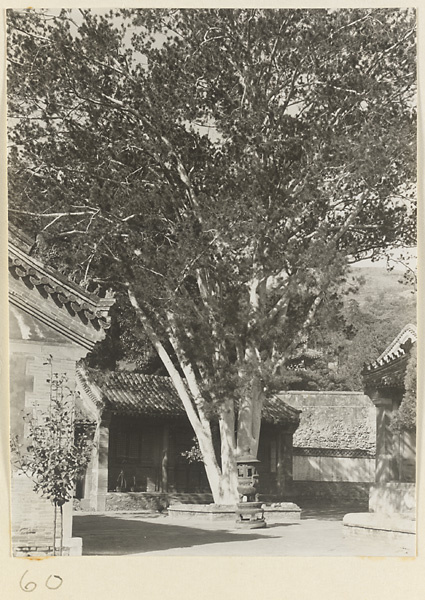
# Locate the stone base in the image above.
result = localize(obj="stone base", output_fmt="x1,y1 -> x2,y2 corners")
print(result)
167,504 -> 236,521
369,482 -> 415,514
67,536 -> 83,556
264,503 -> 301,523
167,502 -> 301,524
343,512 -> 416,545
235,520 -> 266,529
236,502 -> 266,529
13,536 -> 83,557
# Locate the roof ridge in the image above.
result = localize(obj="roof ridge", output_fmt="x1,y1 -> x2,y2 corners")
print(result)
109,371 -> 173,384
76,367 -> 105,409
375,323 -> 417,362
111,370 -> 171,378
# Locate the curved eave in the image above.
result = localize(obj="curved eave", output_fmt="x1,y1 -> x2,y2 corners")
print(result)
363,353 -> 409,378
8,238 -> 114,329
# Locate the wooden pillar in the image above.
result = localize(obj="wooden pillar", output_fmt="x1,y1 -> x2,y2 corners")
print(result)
283,432 -> 294,494
82,435 -> 99,511
161,423 -> 169,492
96,411 -> 112,511
276,429 -> 294,497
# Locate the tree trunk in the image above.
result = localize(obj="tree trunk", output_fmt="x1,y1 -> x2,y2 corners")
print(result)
52,503 -> 57,557
194,425 -> 223,501
236,373 -> 264,458
127,288 -> 239,505
217,398 -> 239,504
59,504 -> 63,557
127,288 -> 225,501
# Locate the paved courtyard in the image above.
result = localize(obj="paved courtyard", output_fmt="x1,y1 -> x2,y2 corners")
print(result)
73,508 -> 415,557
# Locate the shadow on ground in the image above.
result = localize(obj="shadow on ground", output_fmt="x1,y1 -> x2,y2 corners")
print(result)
73,514 -> 276,555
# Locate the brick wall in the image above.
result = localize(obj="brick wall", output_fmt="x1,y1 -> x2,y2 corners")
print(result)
10,328 -> 86,556
11,473 -> 55,549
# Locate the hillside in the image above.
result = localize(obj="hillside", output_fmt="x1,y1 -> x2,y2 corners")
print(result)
346,265 -> 416,325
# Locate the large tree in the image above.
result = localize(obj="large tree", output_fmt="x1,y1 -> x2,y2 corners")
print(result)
7,8 -> 416,503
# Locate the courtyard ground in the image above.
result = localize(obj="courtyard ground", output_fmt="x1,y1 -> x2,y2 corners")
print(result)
72,506 -> 415,557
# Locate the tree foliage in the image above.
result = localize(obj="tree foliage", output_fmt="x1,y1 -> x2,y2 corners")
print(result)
7,8 -> 416,502
391,345 -> 417,433
287,277 -> 416,392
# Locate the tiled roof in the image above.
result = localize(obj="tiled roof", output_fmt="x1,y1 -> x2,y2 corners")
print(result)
8,226 -> 114,331
363,323 -> 417,374
81,369 -> 300,424
100,371 -> 187,417
262,395 -> 301,424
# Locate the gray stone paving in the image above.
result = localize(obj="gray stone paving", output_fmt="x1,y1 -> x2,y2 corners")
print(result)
72,509 -> 415,557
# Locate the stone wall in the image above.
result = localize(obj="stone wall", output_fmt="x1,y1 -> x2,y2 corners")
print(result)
280,391 -> 376,495
275,392 -> 377,505
288,481 -> 371,507
369,482 -> 416,514
283,391 -> 376,453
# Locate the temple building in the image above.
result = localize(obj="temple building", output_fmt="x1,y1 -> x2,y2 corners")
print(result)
9,225 -> 114,556
75,368 -> 301,511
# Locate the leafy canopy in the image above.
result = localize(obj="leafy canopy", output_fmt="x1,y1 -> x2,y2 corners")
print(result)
7,8 -> 416,399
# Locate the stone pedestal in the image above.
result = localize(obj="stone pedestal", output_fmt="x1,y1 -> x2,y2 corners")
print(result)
369,482 -> 415,514
167,502 -> 301,525
235,502 -> 266,529
96,412 -> 112,511
263,502 -> 301,522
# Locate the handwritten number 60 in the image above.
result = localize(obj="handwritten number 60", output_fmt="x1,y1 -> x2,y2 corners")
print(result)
20,570 -> 63,592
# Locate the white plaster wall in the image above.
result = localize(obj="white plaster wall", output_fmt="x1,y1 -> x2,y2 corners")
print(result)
293,455 -> 375,482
